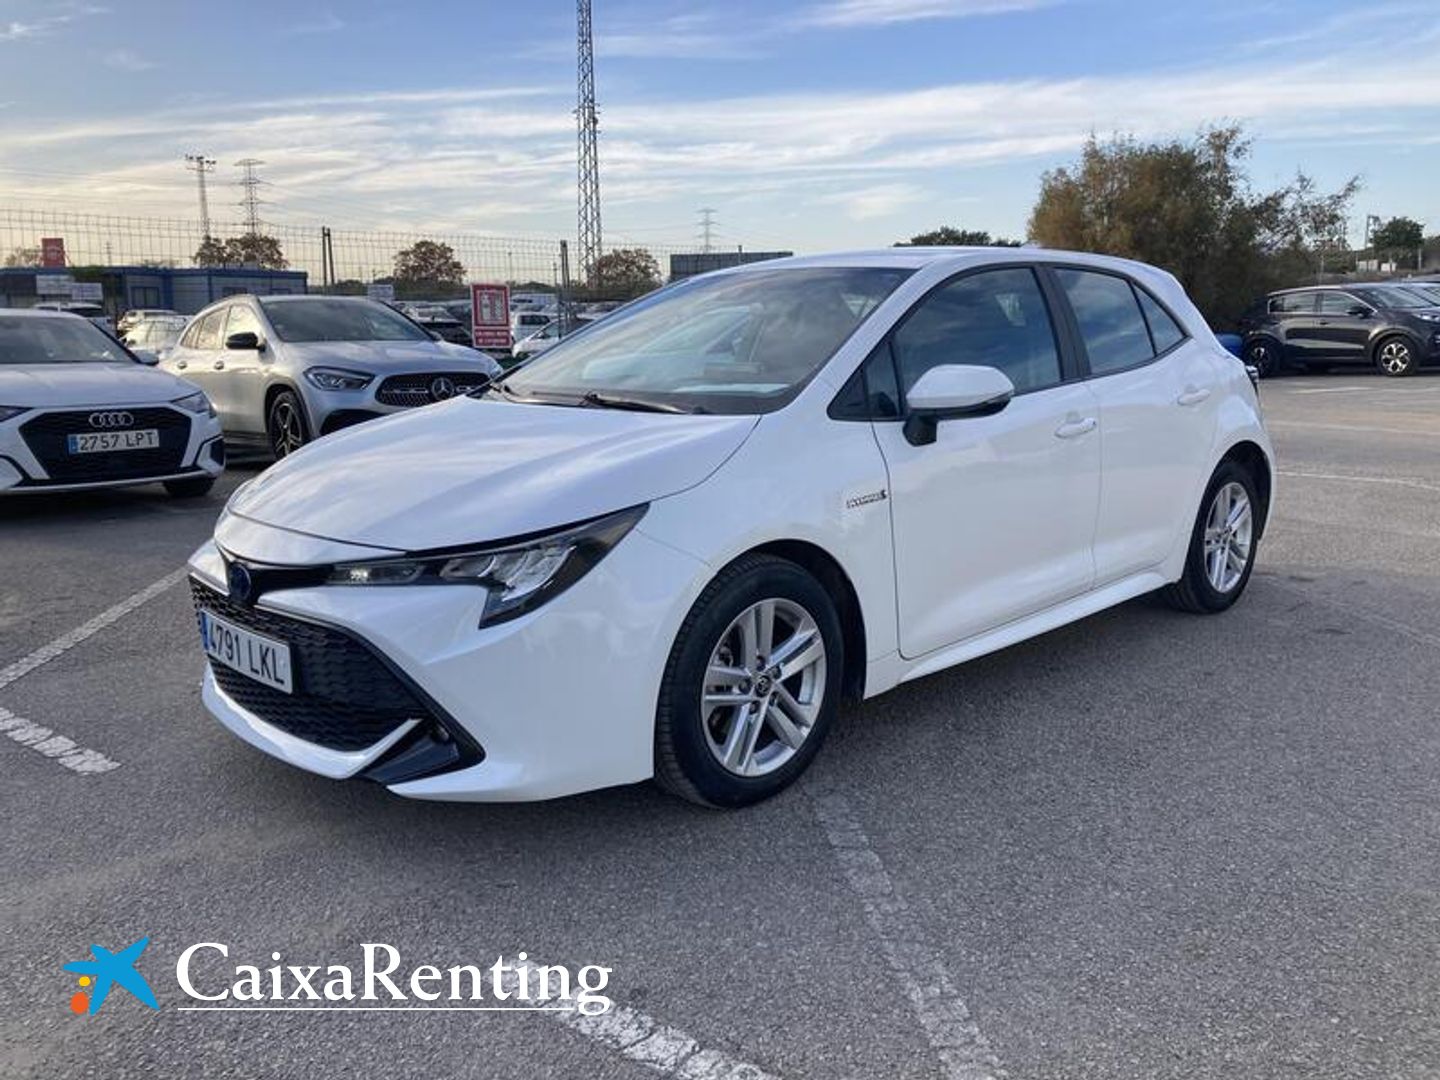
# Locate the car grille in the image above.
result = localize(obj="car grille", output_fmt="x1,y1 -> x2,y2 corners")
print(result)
375,371 -> 490,407
190,578 -> 437,753
19,407 -> 191,483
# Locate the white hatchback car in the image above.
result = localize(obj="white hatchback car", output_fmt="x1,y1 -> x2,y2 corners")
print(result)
188,249 -> 1273,806
1,309 -> 224,497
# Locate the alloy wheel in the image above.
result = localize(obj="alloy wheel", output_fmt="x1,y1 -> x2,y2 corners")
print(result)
1202,481 -> 1253,594
701,598 -> 827,778
1378,339 -> 1413,376
1246,341 -> 1276,377
271,399 -> 306,457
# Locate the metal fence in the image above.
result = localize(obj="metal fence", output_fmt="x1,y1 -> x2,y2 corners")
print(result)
0,207 -> 697,293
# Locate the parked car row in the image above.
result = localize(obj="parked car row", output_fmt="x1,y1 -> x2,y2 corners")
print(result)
1239,281 -> 1440,377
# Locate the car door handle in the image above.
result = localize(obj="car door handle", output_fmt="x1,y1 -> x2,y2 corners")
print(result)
1177,386 -> 1211,406
212,360 -> 225,370
1054,417 -> 1097,439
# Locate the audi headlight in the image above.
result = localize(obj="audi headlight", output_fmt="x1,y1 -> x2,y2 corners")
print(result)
0,405 -> 28,423
325,505 -> 647,627
173,390 -> 215,417
304,367 -> 374,391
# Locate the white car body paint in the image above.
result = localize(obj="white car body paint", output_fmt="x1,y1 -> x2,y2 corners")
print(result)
188,248 -> 1274,801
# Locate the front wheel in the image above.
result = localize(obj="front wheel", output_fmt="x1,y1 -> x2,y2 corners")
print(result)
1162,462 -> 1260,614
267,390 -> 311,459
654,554 -> 843,808
1376,336 -> 1417,377
1244,338 -> 1283,378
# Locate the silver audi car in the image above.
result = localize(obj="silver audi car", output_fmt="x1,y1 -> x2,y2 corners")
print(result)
162,296 -> 501,458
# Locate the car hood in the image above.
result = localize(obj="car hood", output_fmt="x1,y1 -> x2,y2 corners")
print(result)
0,362 -> 199,408
282,339 -> 499,375
227,397 -> 759,551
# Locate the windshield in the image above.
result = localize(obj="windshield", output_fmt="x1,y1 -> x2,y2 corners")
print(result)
262,298 -> 431,343
1356,286 -> 1429,309
0,316 -> 132,364
1397,284 -> 1440,305
502,267 -> 911,414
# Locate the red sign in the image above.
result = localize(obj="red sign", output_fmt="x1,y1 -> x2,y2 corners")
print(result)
470,283 -> 512,352
40,237 -> 66,268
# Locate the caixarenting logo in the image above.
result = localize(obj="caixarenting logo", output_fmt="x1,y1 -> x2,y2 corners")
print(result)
65,941 -> 613,1016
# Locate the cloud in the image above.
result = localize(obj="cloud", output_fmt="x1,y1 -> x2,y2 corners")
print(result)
0,49 -> 1437,242
103,48 -> 155,71
796,0 -> 1054,27
0,2 -> 108,43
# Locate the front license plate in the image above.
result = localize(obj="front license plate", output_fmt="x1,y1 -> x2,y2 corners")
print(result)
66,429 -> 160,454
198,609 -> 293,694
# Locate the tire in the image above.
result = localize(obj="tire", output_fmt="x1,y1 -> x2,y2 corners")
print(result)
654,554 -> 844,808
1244,338 -> 1283,378
267,389 -> 311,459
1162,461 -> 1260,614
1375,336 -> 1417,377
163,476 -> 215,498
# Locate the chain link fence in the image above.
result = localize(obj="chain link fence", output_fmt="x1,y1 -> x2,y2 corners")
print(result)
0,207 -> 698,298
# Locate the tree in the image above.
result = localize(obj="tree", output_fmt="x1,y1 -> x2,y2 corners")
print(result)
590,248 -> 661,300
4,245 -> 40,267
192,234 -> 287,270
225,234 -> 288,270
193,236 -> 228,267
1028,126 -> 1360,327
895,227 -> 1020,247
1370,216 -> 1425,265
393,240 -> 465,294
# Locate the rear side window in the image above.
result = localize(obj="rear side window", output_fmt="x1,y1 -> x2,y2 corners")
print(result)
1055,269 -> 1152,375
1135,289 -> 1186,354
891,267 -> 1062,396
1270,292 -> 1315,314
193,309 -> 226,350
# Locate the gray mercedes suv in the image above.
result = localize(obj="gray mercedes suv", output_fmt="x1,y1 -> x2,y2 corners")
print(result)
163,296 -> 500,458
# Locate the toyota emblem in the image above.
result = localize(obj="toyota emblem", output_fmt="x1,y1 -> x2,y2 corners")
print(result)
227,561 -> 254,605
88,410 -> 134,429
429,376 -> 457,402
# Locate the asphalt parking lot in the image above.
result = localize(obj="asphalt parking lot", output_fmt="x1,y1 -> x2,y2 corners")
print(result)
2,371 -> 1439,1080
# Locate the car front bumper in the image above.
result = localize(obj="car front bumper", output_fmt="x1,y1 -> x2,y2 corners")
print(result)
0,404 -> 224,494
188,521 -> 708,801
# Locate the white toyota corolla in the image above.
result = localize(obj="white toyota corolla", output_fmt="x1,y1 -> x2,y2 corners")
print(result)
1,309 -> 223,497
189,249 -> 1273,806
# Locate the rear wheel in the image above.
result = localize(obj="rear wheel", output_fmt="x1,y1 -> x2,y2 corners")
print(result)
1163,461 -> 1260,614
1376,336 -> 1417,377
267,390 -> 311,459
163,476 -> 215,498
654,554 -> 843,808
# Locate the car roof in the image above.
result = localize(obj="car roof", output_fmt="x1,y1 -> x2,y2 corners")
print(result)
1,307 -> 88,319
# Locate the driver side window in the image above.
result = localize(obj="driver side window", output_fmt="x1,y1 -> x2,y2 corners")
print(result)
890,268 -> 1062,398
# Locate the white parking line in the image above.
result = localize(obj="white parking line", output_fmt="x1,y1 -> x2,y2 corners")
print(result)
1266,420 -> 1430,438
506,957 -> 781,1079
1278,469 -> 1440,495
0,567 -> 187,693
0,705 -> 120,774
808,791 -> 1003,1080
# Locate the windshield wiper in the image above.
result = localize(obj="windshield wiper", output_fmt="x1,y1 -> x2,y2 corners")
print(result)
579,391 -> 704,415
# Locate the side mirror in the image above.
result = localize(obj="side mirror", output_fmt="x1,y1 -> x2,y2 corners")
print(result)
132,348 -> 160,366
902,365 -> 1015,447
225,331 -> 262,350
1347,305 -> 1371,318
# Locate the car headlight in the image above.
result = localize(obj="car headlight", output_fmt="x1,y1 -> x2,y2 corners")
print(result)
326,504 -> 647,627
0,405 -> 28,423
1413,312 -> 1440,323
173,390 -> 216,417
304,367 -> 374,391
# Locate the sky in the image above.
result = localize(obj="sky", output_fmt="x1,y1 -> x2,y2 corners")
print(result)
0,0 -> 1437,256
